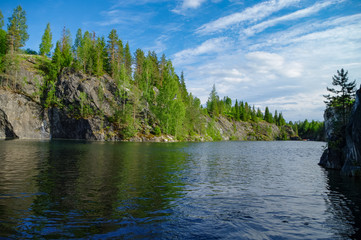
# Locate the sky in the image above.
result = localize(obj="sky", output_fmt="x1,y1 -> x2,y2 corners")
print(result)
1,0 -> 361,121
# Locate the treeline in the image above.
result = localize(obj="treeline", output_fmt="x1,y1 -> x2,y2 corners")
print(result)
0,5 -> 324,140
206,84 -> 286,126
290,120 -> 324,141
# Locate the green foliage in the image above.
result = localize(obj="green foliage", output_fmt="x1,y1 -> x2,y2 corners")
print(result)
0,10 -> 4,29
154,126 -> 161,136
124,42 -> 132,77
52,41 -> 62,71
206,120 -> 222,141
23,48 -> 37,55
291,119 -> 324,140
0,8 -> 298,142
107,29 -> 119,78
207,84 -> 219,118
7,5 -> 28,53
0,29 -> 7,56
60,27 -> 73,69
154,60 -> 186,138
324,68 -> 356,126
39,23 -> 52,56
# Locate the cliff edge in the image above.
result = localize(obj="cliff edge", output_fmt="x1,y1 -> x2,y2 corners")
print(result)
319,86 -> 361,176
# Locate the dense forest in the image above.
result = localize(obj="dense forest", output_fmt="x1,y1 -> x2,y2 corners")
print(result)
0,6 -> 324,141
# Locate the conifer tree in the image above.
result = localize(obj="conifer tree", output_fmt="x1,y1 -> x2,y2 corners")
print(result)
207,84 -> 219,118
234,99 -> 240,120
0,11 -> 6,56
52,41 -> 62,71
264,107 -> 273,123
60,27 -> 72,69
124,42 -> 132,78
93,36 -> 106,76
134,48 -> 145,87
39,23 -> 52,56
0,10 -> 4,29
179,71 -> 188,101
324,68 -> 356,125
107,29 -> 119,78
7,5 -> 28,53
73,28 -> 82,55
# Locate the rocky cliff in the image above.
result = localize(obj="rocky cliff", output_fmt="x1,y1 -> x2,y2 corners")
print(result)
0,55 -> 296,142
319,86 -> 361,176
342,86 -> 361,176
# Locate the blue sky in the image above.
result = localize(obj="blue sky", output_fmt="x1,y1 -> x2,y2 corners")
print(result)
1,0 -> 361,121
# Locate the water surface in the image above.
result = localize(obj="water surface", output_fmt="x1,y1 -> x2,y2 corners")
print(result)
0,140 -> 360,239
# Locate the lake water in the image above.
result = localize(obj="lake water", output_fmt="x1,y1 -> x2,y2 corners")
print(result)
1,140 -> 361,239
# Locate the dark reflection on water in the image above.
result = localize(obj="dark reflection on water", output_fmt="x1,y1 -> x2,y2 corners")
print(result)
325,170 -> 361,239
0,140 -> 360,239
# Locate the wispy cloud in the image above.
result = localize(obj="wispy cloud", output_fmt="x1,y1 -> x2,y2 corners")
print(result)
173,37 -> 231,65
93,9 -> 153,26
196,0 -> 300,35
173,0 -> 207,14
243,0 -> 343,36
175,8 -> 361,121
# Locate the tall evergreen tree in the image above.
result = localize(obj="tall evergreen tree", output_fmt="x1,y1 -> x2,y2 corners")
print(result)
107,29 -> 119,78
324,68 -> 356,125
0,11 -> 6,56
179,71 -> 188,101
207,84 -> 219,118
60,27 -> 72,69
124,42 -> 132,78
0,10 -> 4,29
7,5 -> 28,53
52,41 -> 62,71
134,48 -> 145,87
93,36 -> 106,76
264,107 -> 273,123
39,23 -> 52,56
73,28 -> 82,54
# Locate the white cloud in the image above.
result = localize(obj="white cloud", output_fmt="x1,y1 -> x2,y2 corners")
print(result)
173,37 -> 231,65
196,0 -> 300,35
173,0 -> 207,14
175,12 -> 361,120
243,0 -> 343,36
182,0 -> 207,9
246,51 -> 303,78
94,9 -> 152,26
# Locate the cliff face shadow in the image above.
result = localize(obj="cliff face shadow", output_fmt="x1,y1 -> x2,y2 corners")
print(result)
48,108 -> 96,140
325,170 -> 361,239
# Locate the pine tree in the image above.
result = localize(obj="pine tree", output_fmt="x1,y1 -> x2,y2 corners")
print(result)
52,41 -> 62,71
134,48 -> 145,87
39,23 -> 52,56
207,84 -> 219,118
107,29 -> 119,78
264,107 -> 273,123
234,99 -> 240,120
179,71 -> 188,101
0,11 -> 6,56
73,28 -> 82,55
0,10 -> 4,29
124,42 -> 132,78
324,68 -> 356,125
7,5 -> 29,53
93,36 -> 106,76
60,27 -> 72,69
